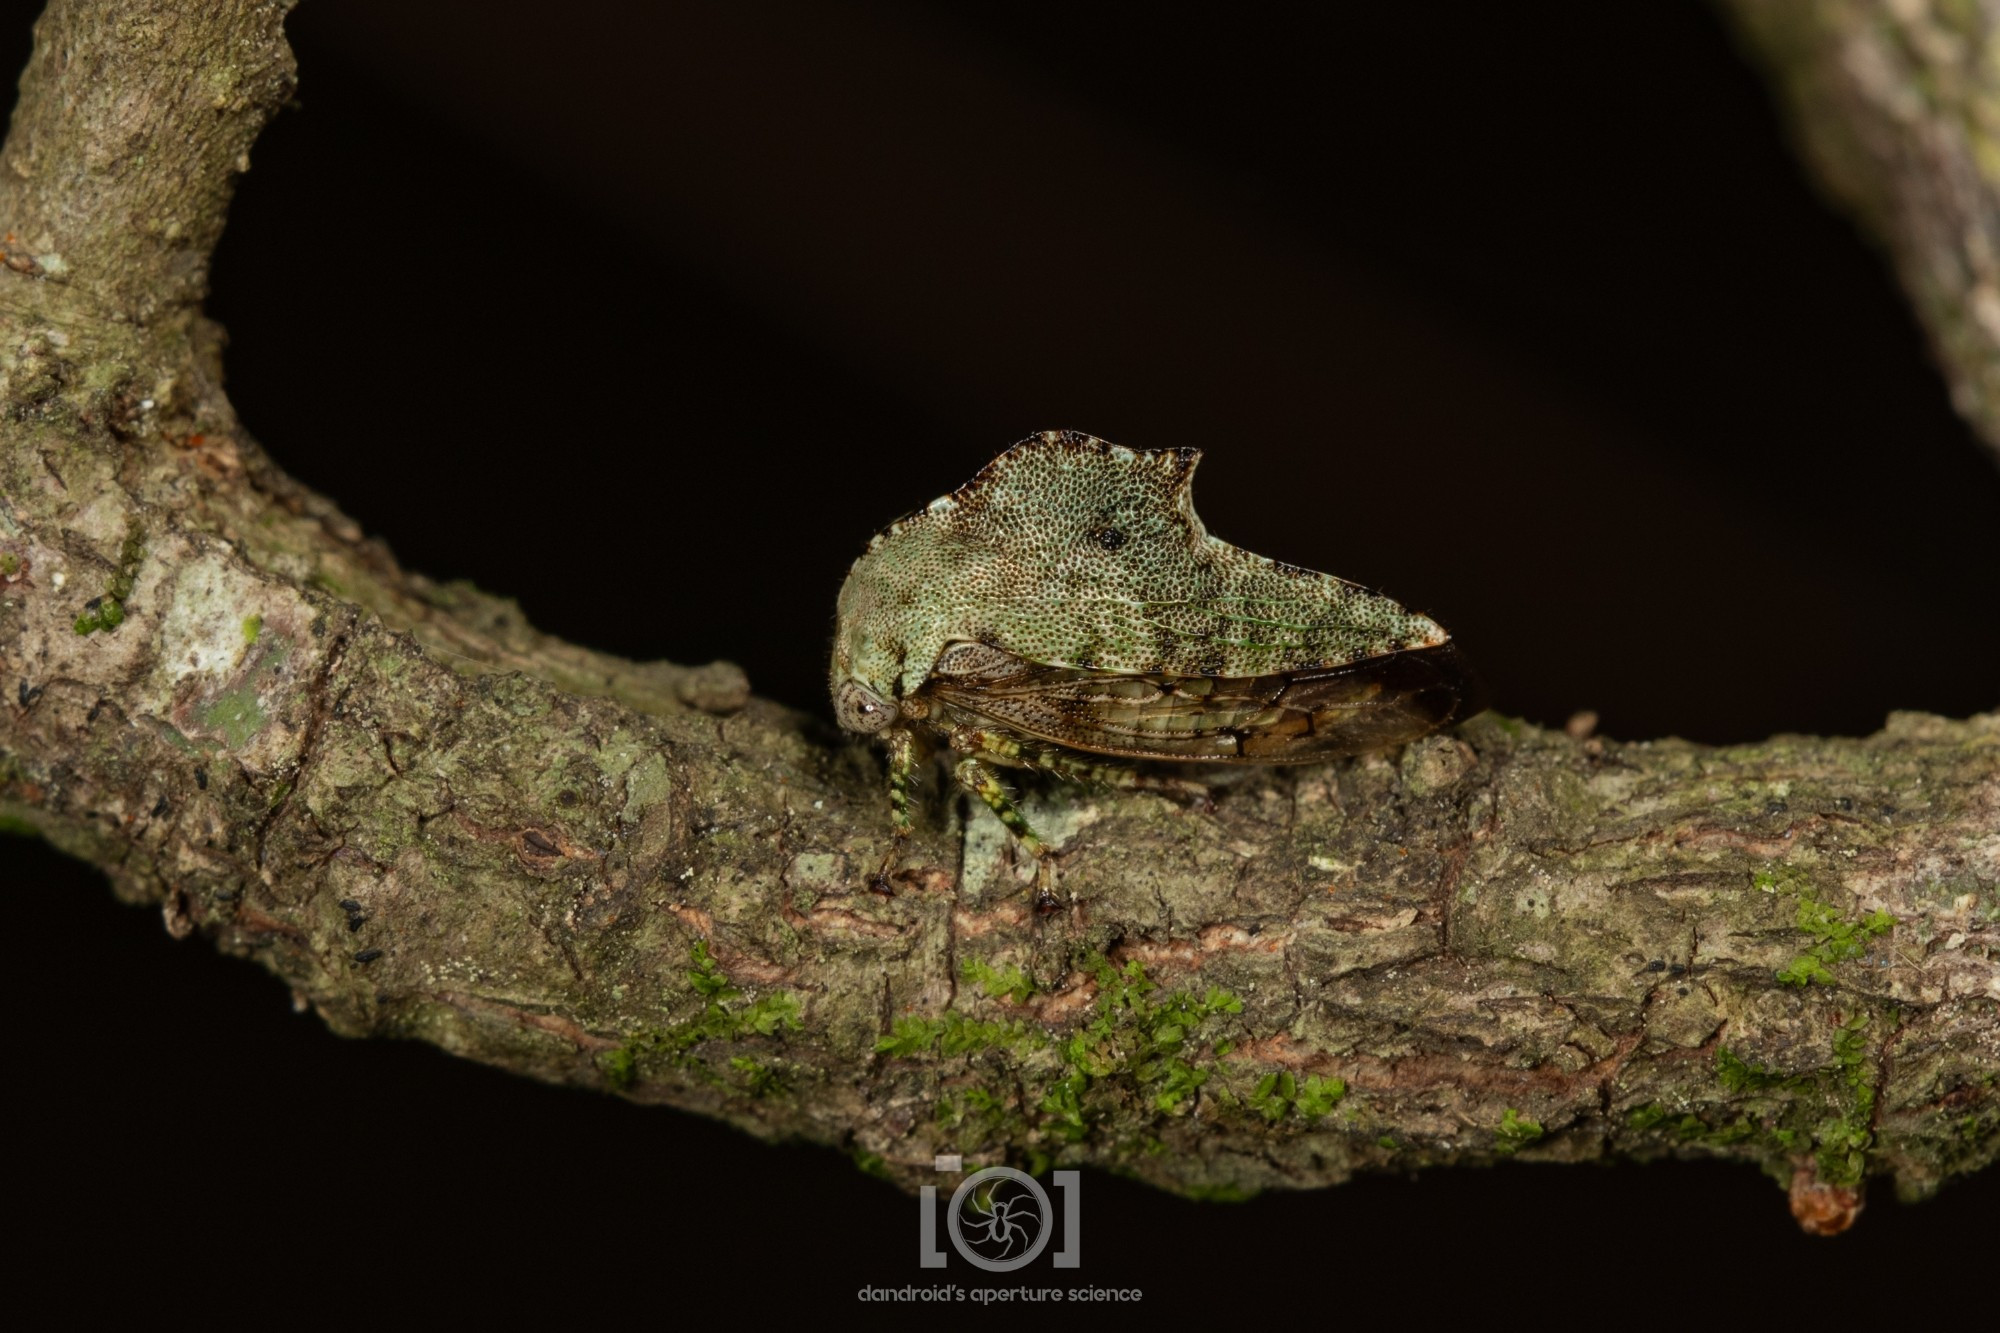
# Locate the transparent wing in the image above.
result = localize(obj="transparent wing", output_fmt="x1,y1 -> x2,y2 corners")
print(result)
921,641 -> 1481,763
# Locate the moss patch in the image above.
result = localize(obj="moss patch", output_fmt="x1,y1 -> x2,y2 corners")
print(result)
1776,891 -> 1896,986
1704,1011 -> 1885,1187
1494,1107 -> 1545,1152
878,1012 -> 1040,1058
1817,1012 -> 1879,1186
960,957 -> 1035,1004
72,524 -> 144,636
878,954 -> 1252,1156
1042,956 -> 1245,1134
1248,1071 -> 1346,1122
601,941 -> 805,1090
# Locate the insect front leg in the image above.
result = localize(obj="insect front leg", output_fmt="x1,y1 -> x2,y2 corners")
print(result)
870,727 -> 920,895
884,727 -> 918,840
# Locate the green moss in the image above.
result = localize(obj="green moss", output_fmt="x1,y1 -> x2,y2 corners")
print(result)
1626,1103 -> 1668,1130
688,939 -> 735,999
1717,1048 -> 1808,1094
934,1085 -> 1012,1145
0,811 -> 41,839
73,524 -> 146,636
961,958 -> 1035,1004
1776,892 -> 1896,986
241,613 -> 262,644
0,553 -> 18,577
729,1055 -> 787,1098
599,1046 -> 637,1091
1494,1108 -> 1545,1152
1046,957 -> 1245,1128
1297,1075 -> 1347,1118
1751,866 -> 1806,894
1816,1012 -> 1879,1187
851,1149 -> 893,1181
605,942 -> 805,1090
1709,1011 -> 1884,1187
877,1012 -> 1037,1058
72,597 -> 125,635
1247,1071 -> 1346,1122
884,954 -> 1251,1150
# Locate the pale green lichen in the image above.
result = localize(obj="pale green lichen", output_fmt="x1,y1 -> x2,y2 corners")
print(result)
200,683 -> 267,750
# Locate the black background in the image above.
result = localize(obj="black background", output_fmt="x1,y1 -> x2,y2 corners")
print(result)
5,0 -> 1995,1319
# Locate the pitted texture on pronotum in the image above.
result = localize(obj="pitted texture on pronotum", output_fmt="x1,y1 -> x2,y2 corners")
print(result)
832,430 -> 1447,705
831,430 -> 1478,896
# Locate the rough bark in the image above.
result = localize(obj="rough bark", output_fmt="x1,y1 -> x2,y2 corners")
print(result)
1,0 -> 1994,1237
1718,0 -> 2000,463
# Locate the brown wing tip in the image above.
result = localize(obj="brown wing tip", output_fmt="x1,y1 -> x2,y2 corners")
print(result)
1404,639 -> 1488,730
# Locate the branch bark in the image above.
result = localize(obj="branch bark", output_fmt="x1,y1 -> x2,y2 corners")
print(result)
1718,0 -> 2000,463
2,0 -> 1994,1238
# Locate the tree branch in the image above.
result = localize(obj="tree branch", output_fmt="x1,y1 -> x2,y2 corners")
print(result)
1,0 -> 1994,1238
1718,0 -> 2000,463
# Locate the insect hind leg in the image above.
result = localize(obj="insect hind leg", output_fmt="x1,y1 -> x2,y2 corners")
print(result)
1033,750 -> 1215,813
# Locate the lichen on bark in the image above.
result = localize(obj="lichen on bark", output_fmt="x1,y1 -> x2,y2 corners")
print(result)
1,0 -> 1994,1237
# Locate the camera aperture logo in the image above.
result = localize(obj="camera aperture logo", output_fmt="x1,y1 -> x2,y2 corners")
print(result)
856,1158 -> 1143,1303
946,1167 -> 1054,1271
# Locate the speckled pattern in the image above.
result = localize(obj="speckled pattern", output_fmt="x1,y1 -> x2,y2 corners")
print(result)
831,430 -> 1449,714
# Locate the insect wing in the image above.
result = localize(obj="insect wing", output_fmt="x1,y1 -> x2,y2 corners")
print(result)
924,641 -> 1481,763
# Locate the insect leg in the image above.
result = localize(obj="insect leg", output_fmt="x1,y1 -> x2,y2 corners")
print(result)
954,756 -> 1060,912
884,727 -> 918,839
953,757 -> 1044,856
871,727 -> 919,895
1031,750 -> 1215,812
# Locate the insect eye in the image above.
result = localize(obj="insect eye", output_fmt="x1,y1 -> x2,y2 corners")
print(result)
836,680 -> 897,734
1093,526 -> 1126,551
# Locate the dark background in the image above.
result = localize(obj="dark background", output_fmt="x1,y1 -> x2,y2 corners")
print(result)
6,0 -> 1995,1318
